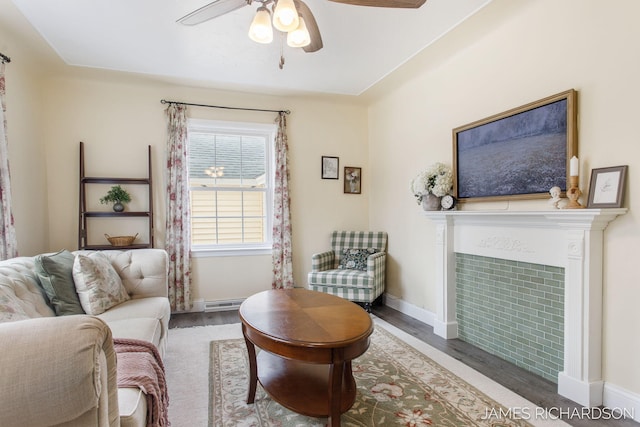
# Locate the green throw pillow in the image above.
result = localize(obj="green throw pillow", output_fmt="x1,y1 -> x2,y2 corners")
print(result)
338,248 -> 379,271
35,250 -> 85,316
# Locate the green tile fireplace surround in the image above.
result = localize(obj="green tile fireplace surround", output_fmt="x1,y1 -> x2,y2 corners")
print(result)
456,253 -> 564,383
423,208 -> 626,407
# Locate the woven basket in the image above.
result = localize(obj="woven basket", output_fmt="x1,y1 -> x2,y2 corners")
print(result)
105,233 -> 138,247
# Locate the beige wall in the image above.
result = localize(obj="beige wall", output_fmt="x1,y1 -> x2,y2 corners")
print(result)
367,0 -> 640,398
0,18 -> 49,255
37,73 -> 368,301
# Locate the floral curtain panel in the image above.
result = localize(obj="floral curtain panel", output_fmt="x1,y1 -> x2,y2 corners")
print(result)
272,112 -> 294,289
165,103 -> 191,311
0,63 -> 18,260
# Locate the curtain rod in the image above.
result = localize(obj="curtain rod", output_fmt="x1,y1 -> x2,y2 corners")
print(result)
160,99 -> 290,115
0,52 -> 10,64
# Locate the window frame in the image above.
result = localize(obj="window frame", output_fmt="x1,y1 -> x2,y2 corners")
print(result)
188,118 -> 275,257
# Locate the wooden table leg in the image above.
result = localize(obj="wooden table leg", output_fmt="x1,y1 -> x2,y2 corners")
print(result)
327,361 -> 344,427
242,325 -> 258,404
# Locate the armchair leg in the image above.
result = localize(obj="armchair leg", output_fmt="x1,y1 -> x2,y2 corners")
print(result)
365,295 -> 385,313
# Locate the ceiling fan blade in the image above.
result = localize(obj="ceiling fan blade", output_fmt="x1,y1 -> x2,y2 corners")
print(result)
294,0 -> 323,53
328,0 -> 426,8
177,0 -> 248,26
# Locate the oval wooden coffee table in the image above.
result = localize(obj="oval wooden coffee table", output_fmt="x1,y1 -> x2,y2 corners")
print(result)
239,288 -> 373,427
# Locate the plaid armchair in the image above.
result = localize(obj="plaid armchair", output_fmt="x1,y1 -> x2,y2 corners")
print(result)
307,231 -> 388,311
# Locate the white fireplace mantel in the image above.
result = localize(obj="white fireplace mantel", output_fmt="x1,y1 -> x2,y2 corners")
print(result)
423,208 -> 627,407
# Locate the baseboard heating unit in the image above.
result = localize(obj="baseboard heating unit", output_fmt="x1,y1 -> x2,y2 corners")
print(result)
204,299 -> 245,312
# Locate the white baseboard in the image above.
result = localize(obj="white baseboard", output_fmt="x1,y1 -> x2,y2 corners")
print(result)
557,372 -> 603,407
603,383 -> 640,422
383,293 -> 436,327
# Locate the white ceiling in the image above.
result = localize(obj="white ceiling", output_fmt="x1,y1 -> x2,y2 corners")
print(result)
9,0 -> 492,96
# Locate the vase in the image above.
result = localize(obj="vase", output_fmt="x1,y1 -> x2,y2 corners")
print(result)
421,194 -> 441,211
113,202 -> 125,212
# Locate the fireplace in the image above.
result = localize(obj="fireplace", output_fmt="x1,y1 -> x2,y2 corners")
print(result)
424,209 -> 625,407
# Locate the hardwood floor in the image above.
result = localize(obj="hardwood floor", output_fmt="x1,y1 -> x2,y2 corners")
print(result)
169,304 -> 638,427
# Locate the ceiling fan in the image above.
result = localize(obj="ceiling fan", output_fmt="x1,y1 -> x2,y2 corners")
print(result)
177,0 -> 426,56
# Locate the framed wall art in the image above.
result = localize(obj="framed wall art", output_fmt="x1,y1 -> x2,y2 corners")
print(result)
321,156 -> 339,179
587,165 -> 628,208
344,166 -> 361,194
453,89 -> 578,202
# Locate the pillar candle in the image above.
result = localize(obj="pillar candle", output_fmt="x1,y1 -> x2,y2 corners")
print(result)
570,156 -> 579,177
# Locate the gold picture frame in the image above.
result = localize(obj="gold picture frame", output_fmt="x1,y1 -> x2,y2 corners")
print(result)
453,89 -> 578,203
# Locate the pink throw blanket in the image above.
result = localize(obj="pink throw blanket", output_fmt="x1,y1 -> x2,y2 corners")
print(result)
114,338 -> 169,427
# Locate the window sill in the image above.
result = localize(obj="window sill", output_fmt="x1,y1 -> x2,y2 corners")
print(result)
191,246 -> 273,258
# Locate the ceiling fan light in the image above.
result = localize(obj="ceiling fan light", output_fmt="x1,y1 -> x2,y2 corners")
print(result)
287,17 -> 311,48
248,7 -> 273,44
272,0 -> 299,32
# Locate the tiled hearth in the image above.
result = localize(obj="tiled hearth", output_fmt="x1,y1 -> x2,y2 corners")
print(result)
424,209 -> 626,407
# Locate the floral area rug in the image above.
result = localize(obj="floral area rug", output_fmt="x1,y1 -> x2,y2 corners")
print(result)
209,325 -> 534,427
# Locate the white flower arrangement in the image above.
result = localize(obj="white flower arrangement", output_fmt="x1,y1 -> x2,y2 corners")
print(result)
410,162 -> 453,204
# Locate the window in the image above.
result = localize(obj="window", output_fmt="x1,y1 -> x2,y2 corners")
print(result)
188,119 -> 275,256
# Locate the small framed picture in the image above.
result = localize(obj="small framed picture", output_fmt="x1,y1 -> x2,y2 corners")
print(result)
587,165 -> 628,208
344,166 -> 361,194
321,156 -> 339,179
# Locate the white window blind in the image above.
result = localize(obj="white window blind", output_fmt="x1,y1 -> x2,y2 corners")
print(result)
188,119 -> 275,255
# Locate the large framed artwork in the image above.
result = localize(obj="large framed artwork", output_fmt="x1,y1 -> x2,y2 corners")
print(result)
453,89 -> 578,202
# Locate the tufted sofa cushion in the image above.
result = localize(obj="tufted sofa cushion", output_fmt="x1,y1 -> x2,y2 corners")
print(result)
76,250 -> 169,299
0,257 -> 55,319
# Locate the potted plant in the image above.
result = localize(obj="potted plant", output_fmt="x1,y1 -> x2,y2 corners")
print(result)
410,162 -> 453,210
100,185 -> 132,212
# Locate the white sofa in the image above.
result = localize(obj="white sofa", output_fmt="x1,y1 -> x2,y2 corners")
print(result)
0,249 -> 171,427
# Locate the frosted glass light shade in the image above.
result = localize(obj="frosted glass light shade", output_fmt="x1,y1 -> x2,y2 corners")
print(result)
272,0 -> 299,32
287,17 -> 310,48
248,7 -> 273,44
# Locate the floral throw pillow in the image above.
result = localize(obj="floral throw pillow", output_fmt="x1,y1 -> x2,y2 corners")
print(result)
338,248 -> 379,271
72,252 -> 130,315
0,293 -> 30,323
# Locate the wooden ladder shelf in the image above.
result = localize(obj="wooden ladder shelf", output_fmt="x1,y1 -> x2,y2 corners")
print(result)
78,141 -> 154,250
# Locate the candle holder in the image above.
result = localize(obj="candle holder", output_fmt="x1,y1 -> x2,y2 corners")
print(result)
564,175 -> 585,209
